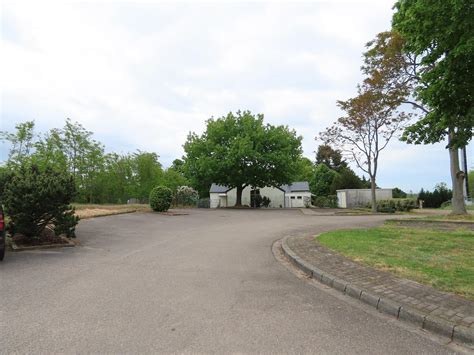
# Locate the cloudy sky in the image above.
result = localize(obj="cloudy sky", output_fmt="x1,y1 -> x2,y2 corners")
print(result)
1,0 -> 472,192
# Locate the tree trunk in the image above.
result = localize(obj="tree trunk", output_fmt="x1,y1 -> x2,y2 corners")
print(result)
448,143 -> 467,215
235,185 -> 243,207
370,177 -> 377,213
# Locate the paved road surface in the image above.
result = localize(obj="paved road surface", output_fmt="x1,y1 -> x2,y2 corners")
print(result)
0,210 -> 463,353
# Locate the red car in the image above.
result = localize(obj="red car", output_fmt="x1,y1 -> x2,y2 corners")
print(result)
0,206 -> 5,261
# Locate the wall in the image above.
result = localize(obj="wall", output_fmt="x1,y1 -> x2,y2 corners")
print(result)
210,193 -> 222,208
260,186 -> 285,208
285,191 -> 312,208
211,186 -> 310,208
337,189 -> 393,208
226,186 -> 285,208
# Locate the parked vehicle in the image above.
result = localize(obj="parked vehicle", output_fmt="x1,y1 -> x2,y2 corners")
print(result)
0,205 -> 5,261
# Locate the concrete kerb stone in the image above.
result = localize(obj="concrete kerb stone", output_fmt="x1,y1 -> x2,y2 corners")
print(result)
398,307 -> 426,328
453,325 -> 474,347
280,235 -> 474,347
332,278 -> 348,293
345,284 -> 363,300
360,291 -> 380,308
424,316 -> 455,340
321,274 -> 334,287
311,266 -> 324,281
377,298 -> 401,318
281,237 -> 313,277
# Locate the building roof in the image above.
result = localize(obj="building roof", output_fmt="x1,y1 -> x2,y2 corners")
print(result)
209,181 -> 310,193
280,181 -> 310,193
209,184 -> 231,193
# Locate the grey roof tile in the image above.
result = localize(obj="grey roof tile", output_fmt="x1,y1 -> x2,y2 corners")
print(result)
209,181 -> 310,193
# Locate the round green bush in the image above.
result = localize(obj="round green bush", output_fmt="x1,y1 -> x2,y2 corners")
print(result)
149,186 -> 173,212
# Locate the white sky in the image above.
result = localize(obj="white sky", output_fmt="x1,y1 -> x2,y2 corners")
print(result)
1,0 -> 472,192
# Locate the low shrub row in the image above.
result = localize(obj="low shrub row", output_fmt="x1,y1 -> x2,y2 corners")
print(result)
368,198 -> 417,212
312,195 -> 338,208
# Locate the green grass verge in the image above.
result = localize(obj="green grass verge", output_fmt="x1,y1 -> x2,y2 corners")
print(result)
440,204 -> 474,211
413,214 -> 474,222
318,224 -> 474,300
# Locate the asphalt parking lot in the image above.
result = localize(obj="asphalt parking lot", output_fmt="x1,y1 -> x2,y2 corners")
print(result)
0,209 -> 459,353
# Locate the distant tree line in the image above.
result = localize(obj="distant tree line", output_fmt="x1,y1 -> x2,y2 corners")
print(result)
417,183 -> 453,208
0,120 -> 189,204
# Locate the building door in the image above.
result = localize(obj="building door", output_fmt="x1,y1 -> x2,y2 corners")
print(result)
339,191 -> 347,208
250,189 -> 261,208
219,195 -> 227,207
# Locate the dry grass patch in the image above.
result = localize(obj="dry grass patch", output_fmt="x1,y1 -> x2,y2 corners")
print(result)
74,204 -> 151,219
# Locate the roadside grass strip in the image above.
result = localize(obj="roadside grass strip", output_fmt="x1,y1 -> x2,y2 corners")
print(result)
318,223 -> 474,301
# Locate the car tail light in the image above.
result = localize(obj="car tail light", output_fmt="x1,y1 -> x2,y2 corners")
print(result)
0,213 -> 4,231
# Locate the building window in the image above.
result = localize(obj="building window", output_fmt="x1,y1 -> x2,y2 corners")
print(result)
297,196 -> 302,199
290,196 -> 295,199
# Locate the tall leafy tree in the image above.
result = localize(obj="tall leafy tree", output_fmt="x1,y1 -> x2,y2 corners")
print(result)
310,164 -> 337,197
315,145 -> 347,172
330,167 -> 365,193
0,121 -> 36,166
293,157 -> 315,182
320,85 -> 410,212
183,111 -> 302,206
132,151 -> 163,201
391,0 -> 473,214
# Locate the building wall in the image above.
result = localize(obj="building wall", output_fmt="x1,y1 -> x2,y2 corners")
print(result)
260,186 -> 285,208
226,186 -> 285,208
337,189 -> 393,208
210,185 -> 311,208
210,193 -> 222,208
285,191 -> 312,208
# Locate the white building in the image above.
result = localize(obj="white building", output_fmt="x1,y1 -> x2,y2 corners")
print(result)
210,182 -> 311,208
336,188 -> 393,208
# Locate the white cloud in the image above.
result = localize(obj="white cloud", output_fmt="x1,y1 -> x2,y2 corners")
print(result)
1,0 -> 467,191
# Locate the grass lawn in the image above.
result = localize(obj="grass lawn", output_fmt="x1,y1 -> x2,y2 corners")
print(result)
414,214 -> 474,222
318,223 -> 474,300
73,204 -> 151,218
440,204 -> 474,211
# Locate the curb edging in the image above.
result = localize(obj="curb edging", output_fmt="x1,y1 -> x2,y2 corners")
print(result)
280,236 -> 473,347
9,237 -> 75,252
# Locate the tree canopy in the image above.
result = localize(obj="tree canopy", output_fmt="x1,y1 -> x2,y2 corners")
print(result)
393,0 -> 474,148
0,119 -> 190,204
183,111 -> 303,206
388,0 -> 473,214
315,145 -> 347,172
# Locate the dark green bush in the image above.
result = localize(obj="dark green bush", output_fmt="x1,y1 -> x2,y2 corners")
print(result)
368,198 -> 417,212
261,196 -> 271,208
149,186 -> 173,212
392,187 -> 408,198
417,183 -> 452,208
197,198 -> 210,208
251,194 -> 263,208
3,164 -> 79,241
312,195 -> 338,208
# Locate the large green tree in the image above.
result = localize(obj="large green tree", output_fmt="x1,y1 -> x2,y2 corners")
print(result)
391,0 -> 473,214
311,164 -> 338,197
293,157 -> 315,182
315,145 -> 347,172
0,121 -> 36,166
183,111 -> 302,206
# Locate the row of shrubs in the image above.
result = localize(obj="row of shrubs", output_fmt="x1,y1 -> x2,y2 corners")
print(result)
149,185 -> 209,212
312,195 -> 338,208
368,198 -> 417,212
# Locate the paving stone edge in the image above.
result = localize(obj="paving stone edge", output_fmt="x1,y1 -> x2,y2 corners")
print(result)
280,236 -> 473,347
